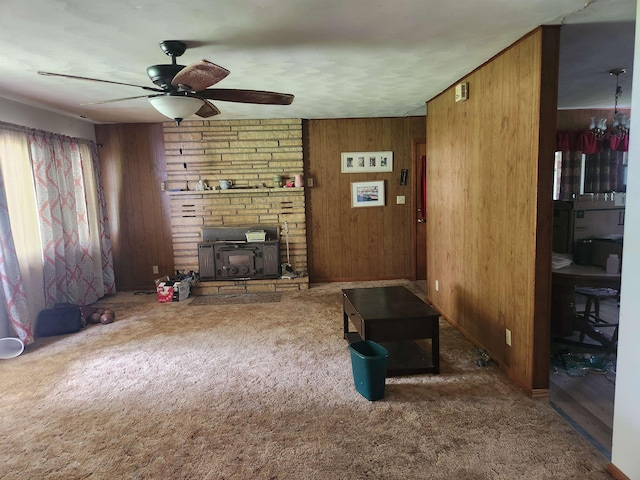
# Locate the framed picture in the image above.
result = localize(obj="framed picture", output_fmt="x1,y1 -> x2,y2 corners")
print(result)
351,181 -> 385,208
341,151 -> 393,173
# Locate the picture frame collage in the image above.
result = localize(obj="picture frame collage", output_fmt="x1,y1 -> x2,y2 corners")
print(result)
341,151 -> 392,208
341,151 -> 393,173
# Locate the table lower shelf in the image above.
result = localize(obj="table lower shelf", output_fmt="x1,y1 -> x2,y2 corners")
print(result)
346,332 -> 437,376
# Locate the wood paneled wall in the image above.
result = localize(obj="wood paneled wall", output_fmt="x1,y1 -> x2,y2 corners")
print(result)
95,117 -> 425,289
557,108 -> 631,132
95,123 -> 174,291
305,117 -> 426,282
425,27 -> 560,395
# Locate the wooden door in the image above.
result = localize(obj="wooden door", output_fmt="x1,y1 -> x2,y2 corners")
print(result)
414,139 -> 427,280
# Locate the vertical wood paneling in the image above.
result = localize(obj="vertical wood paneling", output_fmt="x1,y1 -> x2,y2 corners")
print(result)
95,123 -> 174,291
306,117 -> 425,282
556,108 -> 630,132
426,27 -> 560,394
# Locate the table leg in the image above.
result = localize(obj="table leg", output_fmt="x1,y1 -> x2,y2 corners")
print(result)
432,320 -> 440,374
343,309 -> 349,339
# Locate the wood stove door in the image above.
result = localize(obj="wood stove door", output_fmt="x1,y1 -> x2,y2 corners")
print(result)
198,243 -> 215,280
219,249 -> 256,278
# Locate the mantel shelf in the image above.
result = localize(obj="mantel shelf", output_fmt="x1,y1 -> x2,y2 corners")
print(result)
166,187 -> 304,196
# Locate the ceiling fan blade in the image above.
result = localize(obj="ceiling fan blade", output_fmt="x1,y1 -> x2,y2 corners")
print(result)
171,60 -> 230,91
194,99 -> 221,118
195,88 -> 294,105
38,71 -> 163,93
82,95 -> 152,105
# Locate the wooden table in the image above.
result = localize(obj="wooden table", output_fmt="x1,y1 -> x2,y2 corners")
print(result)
342,286 -> 440,376
551,264 -> 621,351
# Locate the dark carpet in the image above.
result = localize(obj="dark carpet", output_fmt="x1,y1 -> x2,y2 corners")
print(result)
189,293 -> 282,305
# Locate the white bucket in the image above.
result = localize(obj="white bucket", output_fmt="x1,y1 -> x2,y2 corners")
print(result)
0,337 -> 25,359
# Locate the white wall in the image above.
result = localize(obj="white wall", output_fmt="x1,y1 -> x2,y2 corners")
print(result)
0,97 -> 95,140
610,1 -> 640,476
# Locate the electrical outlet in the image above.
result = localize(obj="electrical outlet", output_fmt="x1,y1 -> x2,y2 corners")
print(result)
160,181 -> 165,191
396,195 -> 405,205
307,177 -> 314,187
152,265 -> 159,274
435,280 -> 439,292
506,328 -> 512,346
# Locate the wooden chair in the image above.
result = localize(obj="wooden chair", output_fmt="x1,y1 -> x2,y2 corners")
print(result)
575,287 -> 619,350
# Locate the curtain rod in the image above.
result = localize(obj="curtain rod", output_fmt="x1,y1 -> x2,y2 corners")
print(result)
0,120 -> 96,146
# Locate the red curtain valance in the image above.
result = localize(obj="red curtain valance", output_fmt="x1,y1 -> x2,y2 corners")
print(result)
556,129 -> 629,153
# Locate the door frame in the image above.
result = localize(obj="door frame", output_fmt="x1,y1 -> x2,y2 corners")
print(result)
411,137 -> 427,280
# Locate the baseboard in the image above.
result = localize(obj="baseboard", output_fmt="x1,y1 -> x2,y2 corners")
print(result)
607,462 -> 630,480
530,388 -> 550,399
432,310 -> 536,397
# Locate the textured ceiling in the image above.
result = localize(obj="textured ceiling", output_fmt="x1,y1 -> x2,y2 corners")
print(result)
0,0 -> 635,124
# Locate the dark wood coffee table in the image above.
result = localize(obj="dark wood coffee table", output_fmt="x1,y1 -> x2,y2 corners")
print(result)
343,286 -> 440,376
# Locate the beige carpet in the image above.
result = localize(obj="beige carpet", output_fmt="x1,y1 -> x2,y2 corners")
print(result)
0,280 -> 610,479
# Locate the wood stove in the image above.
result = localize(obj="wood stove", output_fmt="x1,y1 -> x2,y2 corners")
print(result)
198,226 -> 281,281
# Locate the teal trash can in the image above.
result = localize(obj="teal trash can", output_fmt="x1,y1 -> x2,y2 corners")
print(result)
348,340 -> 388,401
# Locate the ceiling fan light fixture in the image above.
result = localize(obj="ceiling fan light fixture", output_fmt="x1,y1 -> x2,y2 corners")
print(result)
39,41 -> 292,123
148,95 -> 204,124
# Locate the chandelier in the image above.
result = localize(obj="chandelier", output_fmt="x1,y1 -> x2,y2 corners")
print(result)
589,68 -> 630,140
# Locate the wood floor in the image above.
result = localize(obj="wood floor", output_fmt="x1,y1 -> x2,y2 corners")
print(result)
549,294 -> 618,459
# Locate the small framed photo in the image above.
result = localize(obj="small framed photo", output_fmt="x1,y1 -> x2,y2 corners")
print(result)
342,151 -> 393,173
351,181 -> 385,208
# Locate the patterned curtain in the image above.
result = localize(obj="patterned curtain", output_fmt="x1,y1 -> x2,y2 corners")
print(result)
0,167 -> 34,344
557,130 -> 627,198
29,130 -> 105,306
583,149 -> 625,194
559,150 -> 583,199
84,143 -> 115,294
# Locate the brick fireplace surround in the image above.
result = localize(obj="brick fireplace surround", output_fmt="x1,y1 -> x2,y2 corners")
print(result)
163,118 -> 308,295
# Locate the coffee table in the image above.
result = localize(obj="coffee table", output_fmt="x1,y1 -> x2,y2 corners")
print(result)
342,286 -> 440,376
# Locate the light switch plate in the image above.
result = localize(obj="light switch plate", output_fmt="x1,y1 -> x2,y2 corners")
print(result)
396,195 -> 405,205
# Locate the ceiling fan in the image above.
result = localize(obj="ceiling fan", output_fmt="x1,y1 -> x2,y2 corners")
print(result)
38,40 -> 294,124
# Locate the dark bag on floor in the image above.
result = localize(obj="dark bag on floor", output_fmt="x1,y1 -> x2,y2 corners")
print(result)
35,303 -> 84,337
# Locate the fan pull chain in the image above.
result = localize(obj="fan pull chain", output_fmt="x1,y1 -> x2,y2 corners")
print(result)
180,124 -> 185,155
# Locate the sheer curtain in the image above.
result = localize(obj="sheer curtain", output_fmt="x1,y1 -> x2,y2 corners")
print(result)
0,167 -> 33,343
0,129 -> 39,344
